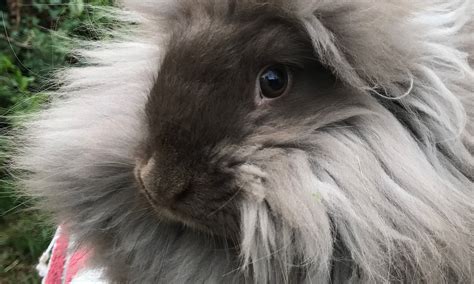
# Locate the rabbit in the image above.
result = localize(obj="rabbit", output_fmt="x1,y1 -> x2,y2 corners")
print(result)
12,0 -> 473,283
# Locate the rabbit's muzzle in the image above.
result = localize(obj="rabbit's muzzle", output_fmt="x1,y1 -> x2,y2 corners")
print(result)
134,133 -> 242,236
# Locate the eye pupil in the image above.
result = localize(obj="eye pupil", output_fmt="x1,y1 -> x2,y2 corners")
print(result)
259,65 -> 289,99
262,69 -> 285,90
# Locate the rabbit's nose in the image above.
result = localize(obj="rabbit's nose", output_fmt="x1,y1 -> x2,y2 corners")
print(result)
135,152 -> 193,206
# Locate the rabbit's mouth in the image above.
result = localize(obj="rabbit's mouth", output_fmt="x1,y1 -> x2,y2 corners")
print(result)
133,156 -> 242,237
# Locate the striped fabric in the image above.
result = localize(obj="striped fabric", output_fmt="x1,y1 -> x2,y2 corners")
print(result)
38,226 -> 107,284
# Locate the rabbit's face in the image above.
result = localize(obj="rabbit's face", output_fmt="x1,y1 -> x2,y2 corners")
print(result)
134,4 -> 346,236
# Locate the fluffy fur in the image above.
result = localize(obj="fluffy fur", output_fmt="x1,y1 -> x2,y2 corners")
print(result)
12,0 -> 473,283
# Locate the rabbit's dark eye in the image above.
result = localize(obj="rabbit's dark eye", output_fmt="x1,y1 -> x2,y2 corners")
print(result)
258,65 -> 290,99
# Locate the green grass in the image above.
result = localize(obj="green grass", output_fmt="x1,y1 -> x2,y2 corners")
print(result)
0,209 -> 54,284
0,1 -> 115,282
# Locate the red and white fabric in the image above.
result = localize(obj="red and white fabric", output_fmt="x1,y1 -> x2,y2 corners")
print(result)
37,226 -> 107,284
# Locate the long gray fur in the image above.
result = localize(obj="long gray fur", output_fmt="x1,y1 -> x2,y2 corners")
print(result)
11,0 -> 473,283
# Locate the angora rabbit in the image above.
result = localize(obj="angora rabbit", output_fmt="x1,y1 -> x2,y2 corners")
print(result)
13,0 -> 473,283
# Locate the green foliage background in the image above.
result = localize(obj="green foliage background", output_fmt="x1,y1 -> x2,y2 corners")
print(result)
0,1 -> 114,283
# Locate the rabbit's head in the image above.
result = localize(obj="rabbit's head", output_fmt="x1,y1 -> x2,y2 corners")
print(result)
14,0 -> 473,283
134,4 -> 339,236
